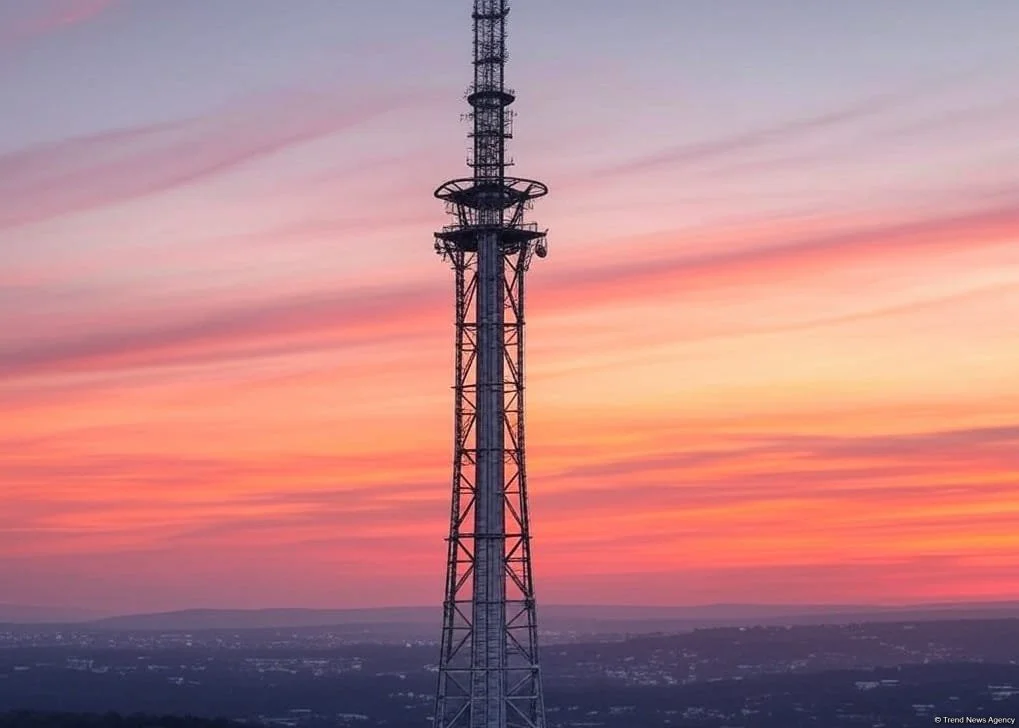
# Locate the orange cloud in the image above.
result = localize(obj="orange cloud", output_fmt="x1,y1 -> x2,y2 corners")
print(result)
3,412 -> 1015,603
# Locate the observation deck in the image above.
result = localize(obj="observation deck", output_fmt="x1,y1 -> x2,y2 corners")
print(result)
434,176 -> 548,255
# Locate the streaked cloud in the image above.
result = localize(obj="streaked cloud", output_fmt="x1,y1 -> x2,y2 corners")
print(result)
0,90 -> 434,230
3,0 -> 1018,610
0,0 -> 116,49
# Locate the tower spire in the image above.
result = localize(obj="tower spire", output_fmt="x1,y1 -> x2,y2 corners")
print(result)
432,1 -> 548,727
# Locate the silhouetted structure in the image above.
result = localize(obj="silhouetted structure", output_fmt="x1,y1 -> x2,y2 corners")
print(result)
432,2 -> 548,727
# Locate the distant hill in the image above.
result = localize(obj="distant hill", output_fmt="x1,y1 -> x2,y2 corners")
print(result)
90,607 -> 432,631
0,604 -> 108,624
6,601 -> 1017,635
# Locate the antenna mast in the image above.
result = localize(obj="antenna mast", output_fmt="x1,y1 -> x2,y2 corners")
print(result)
432,1 -> 549,726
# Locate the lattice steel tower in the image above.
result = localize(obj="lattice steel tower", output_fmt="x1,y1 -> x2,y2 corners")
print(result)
432,1 -> 548,727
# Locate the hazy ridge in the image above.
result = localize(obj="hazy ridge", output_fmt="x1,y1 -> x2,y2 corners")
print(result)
3,601 -> 1018,634
0,604 -> 109,624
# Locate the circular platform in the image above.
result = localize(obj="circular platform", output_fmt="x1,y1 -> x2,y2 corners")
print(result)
435,177 -> 548,211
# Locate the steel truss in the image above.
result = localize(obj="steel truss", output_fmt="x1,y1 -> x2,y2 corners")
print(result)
431,2 -> 548,727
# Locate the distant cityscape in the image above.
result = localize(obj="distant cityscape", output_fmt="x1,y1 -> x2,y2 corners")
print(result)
2,612 -> 1017,727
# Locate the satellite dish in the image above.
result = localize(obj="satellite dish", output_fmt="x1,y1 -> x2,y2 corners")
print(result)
535,240 -> 547,258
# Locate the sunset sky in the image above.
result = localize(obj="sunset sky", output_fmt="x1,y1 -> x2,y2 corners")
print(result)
2,0 -> 1018,614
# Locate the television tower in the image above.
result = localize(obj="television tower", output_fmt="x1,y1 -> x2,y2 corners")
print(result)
432,1 -> 548,727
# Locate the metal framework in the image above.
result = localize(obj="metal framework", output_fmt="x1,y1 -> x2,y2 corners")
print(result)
432,2 -> 548,727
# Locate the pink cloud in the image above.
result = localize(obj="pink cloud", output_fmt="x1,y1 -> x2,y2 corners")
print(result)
0,0 -> 116,48
534,202 -> 1019,304
585,66 -> 1003,183
0,282 -> 445,378
3,200 -> 1016,383
52,0 -> 115,26
0,89 -> 436,230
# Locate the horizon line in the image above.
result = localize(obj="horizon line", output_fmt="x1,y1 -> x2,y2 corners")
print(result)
10,597 -> 1019,618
